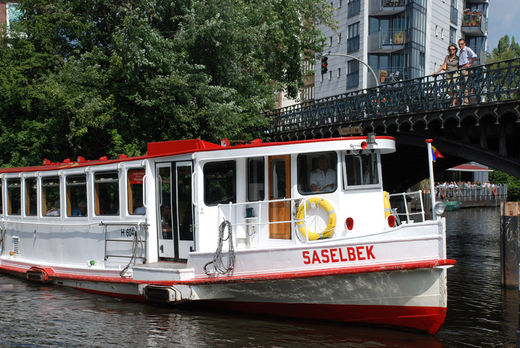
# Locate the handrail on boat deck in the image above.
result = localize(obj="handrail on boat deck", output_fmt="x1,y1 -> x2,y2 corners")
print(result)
100,221 -> 147,262
388,190 -> 425,223
217,197 -> 335,245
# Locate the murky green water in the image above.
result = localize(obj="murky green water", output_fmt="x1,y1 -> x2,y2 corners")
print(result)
0,207 -> 516,347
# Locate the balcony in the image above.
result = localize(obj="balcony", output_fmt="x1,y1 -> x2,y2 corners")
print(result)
369,0 -> 406,16
367,66 -> 411,88
461,10 -> 487,36
368,29 -> 409,53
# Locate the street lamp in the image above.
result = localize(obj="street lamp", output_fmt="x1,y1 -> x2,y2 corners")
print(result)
326,52 -> 380,87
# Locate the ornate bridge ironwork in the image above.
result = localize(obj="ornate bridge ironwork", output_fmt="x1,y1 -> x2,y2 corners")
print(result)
267,58 -> 520,190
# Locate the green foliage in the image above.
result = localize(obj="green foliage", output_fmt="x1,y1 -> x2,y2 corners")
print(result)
487,35 -> 520,62
489,170 -> 520,201
0,0 -> 334,167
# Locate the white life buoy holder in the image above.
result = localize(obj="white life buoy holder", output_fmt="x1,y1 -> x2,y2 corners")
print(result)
296,197 -> 336,240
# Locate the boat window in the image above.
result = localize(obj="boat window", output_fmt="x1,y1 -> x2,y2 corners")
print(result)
128,168 -> 145,215
66,175 -> 87,217
344,153 -> 380,187
94,171 -> 120,216
247,158 -> 265,201
297,152 -> 337,194
42,177 -> 61,217
25,177 -> 37,216
0,180 -> 3,215
7,178 -> 21,215
204,161 -> 236,206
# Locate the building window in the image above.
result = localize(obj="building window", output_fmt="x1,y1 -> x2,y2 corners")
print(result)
347,22 -> 360,53
347,60 -> 359,89
348,0 -> 360,17
25,177 -> 37,216
94,172 -> 119,216
450,0 -> 458,24
338,32 -> 342,44
337,67 -> 341,78
450,27 -> 457,44
6,3 -> 23,33
42,176 -> 61,217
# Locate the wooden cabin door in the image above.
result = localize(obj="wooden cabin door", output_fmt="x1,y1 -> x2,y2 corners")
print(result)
268,155 -> 291,239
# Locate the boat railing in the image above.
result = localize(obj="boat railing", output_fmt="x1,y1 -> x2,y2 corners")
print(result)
99,221 -> 148,262
217,197 -> 330,247
388,190 -> 426,223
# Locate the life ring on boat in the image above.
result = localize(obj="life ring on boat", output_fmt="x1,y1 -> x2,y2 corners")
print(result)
383,191 -> 391,218
492,186 -> 497,196
296,197 -> 336,240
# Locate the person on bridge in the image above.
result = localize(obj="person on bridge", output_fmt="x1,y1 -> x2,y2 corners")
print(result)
434,44 -> 460,107
458,38 -> 478,105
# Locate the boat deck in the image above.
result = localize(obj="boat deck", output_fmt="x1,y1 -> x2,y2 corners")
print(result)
132,262 -> 194,282
137,261 -> 189,269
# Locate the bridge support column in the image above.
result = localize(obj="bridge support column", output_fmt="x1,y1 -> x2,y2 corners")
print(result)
501,202 -> 519,289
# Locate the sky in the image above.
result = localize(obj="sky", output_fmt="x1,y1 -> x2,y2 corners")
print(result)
487,0 -> 520,51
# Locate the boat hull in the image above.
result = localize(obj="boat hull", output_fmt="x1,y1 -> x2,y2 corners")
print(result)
0,258 -> 448,334
187,267 -> 447,334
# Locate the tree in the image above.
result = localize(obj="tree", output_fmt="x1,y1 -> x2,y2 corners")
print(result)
0,0 -> 335,167
487,35 -> 520,62
489,170 -> 520,201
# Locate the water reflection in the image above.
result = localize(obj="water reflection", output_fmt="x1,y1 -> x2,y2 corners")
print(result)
0,207 -> 516,347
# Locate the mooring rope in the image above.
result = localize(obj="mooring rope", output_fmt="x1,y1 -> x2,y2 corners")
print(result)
120,223 -> 146,278
203,220 -> 235,275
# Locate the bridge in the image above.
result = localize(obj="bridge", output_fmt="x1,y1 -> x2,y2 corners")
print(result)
267,58 -> 520,192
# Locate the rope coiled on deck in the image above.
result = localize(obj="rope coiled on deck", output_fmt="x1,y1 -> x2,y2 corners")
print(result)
203,220 -> 235,275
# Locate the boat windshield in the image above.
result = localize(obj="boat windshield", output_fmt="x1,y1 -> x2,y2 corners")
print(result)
344,153 -> 380,188
297,152 -> 337,195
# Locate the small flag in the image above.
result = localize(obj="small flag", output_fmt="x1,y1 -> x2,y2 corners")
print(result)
431,145 -> 444,162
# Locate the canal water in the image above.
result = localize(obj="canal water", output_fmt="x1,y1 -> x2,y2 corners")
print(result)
0,207 -> 517,347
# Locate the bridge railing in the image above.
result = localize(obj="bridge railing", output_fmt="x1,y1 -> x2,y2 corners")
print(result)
269,58 -> 520,135
436,184 -> 508,202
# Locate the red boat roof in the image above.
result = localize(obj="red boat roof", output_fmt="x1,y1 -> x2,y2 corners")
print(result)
0,136 -> 395,174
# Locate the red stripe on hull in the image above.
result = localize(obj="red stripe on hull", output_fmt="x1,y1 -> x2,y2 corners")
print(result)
196,301 -> 446,335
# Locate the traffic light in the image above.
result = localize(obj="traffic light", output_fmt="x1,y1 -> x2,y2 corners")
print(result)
321,56 -> 328,74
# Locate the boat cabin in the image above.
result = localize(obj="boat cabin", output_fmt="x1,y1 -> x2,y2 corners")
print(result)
0,136 -> 398,270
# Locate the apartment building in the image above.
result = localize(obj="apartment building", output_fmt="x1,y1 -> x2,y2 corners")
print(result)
310,0 -> 488,100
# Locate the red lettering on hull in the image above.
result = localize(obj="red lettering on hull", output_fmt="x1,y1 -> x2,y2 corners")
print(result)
302,245 -> 376,264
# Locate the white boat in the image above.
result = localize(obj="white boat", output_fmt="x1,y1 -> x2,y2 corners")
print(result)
0,135 -> 454,334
